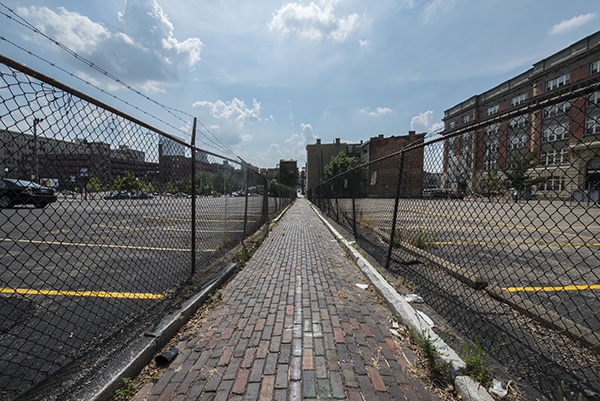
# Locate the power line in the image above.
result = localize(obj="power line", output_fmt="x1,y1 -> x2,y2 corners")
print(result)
0,2 -> 239,159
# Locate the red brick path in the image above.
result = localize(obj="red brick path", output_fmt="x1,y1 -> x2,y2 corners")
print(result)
132,198 -> 441,401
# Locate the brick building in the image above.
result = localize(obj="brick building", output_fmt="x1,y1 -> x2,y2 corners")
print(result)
367,132 -> 426,198
442,30 -> 600,199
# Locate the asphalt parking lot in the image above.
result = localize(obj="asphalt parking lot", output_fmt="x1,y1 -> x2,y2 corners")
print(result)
0,195 -> 264,398
349,197 -> 600,329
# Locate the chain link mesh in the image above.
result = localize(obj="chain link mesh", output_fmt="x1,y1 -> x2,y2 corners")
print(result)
310,78 -> 600,399
0,58 -> 295,400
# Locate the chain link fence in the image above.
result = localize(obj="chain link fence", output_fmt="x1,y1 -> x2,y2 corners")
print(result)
0,55 -> 295,400
310,77 -> 600,399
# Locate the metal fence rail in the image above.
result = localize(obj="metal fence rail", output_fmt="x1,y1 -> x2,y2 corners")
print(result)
0,55 -> 295,400
310,77 -> 600,400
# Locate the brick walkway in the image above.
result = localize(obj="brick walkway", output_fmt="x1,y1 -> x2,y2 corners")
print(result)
133,198 -> 441,401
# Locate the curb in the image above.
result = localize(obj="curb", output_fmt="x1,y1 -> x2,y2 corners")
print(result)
75,203 -> 295,401
73,262 -> 238,401
309,202 -> 495,401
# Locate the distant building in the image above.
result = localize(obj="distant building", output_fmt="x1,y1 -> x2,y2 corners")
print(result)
442,30 -> 600,199
279,160 -> 298,189
366,132 -> 426,198
1,129 -> 158,189
305,138 -> 361,193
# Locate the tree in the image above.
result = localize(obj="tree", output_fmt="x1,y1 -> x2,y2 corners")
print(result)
484,165 -> 504,196
324,152 -> 357,180
500,150 -> 540,201
324,152 -> 361,197
86,173 -> 102,194
113,171 -> 142,192
164,180 -> 177,194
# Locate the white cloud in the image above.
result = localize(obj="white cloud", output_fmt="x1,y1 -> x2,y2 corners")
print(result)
422,0 -> 458,24
360,107 -> 392,117
17,1 -> 203,91
549,13 -> 597,35
410,110 -> 444,133
193,98 -> 262,127
359,39 -> 371,48
269,1 -> 359,42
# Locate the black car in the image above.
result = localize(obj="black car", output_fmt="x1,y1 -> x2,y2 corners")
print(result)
104,191 -> 130,200
0,179 -> 58,208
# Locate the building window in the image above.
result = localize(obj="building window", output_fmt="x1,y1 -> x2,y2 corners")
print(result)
586,116 -> 600,136
542,123 -> 569,142
546,73 -> 571,91
510,93 -> 528,107
486,104 -> 500,116
449,121 -> 456,129
370,171 -> 377,185
483,123 -> 499,170
541,148 -> 568,166
540,176 -> 565,191
589,91 -> 600,106
462,115 -> 470,123
591,60 -> 600,75
544,101 -> 570,118
508,133 -> 527,150
509,115 -> 528,128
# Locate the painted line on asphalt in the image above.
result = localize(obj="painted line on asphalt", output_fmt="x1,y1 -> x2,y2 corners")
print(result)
94,224 -> 244,233
430,240 -> 600,247
503,285 -> 600,292
0,238 -> 215,252
143,216 -> 257,223
0,288 -> 163,299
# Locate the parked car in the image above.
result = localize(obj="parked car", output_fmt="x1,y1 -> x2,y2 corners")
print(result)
131,192 -> 154,199
104,191 -> 130,200
423,189 -> 464,199
0,178 -> 58,208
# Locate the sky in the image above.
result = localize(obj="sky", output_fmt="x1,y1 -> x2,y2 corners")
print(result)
0,0 -> 599,169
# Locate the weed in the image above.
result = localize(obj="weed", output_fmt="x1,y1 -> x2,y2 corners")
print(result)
461,338 -> 491,387
412,228 -> 437,250
208,289 -> 223,306
114,377 -> 135,400
558,382 -> 582,401
216,232 -> 229,251
415,331 -> 452,380
392,228 -> 404,248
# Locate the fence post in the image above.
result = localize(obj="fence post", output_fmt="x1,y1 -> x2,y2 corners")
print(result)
386,150 -> 404,270
243,165 -> 249,239
262,176 -> 269,224
190,118 -> 197,278
352,181 -> 357,238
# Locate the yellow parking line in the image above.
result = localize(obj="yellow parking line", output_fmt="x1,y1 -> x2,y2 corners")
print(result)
0,238 -> 215,252
503,285 -> 600,292
431,240 -> 600,247
0,288 -> 163,299
144,216 -> 256,223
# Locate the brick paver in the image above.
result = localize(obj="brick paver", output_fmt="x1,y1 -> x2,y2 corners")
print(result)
134,198 -> 441,401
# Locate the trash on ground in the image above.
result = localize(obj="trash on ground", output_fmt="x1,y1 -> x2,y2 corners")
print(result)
355,283 -> 369,290
389,328 -> 402,338
402,294 -> 424,303
490,379 -> 507,398
416,310 -> 434,328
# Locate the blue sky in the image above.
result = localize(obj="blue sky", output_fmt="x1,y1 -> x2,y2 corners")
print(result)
1,0 -> 599,168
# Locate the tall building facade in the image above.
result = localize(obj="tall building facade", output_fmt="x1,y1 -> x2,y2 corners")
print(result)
442,30 -> 600,199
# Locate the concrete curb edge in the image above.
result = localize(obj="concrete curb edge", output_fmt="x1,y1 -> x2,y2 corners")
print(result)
308,201 -> 494,401
74,262 -> 239,401
76,202 -> 296,401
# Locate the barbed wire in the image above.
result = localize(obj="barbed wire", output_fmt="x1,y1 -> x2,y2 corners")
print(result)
0,2 -> 239,160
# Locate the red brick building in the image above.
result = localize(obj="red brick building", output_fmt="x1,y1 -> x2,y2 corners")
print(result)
367,132 -> 426,198
442,30 -> 600,199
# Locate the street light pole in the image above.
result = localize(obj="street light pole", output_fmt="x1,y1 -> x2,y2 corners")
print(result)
33,117 -> 44,182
